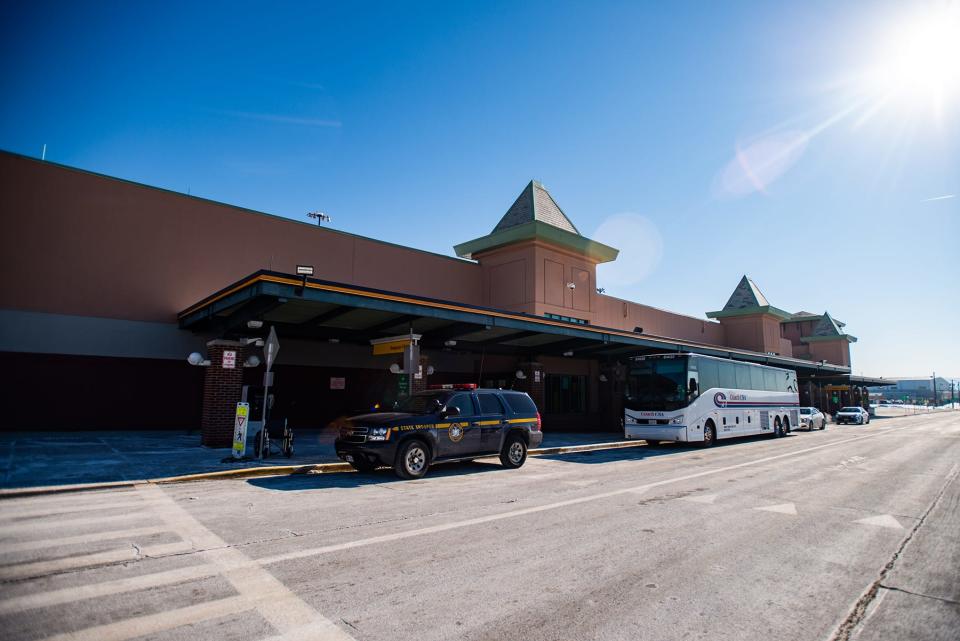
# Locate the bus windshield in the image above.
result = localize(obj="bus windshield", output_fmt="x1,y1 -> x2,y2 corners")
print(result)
625,357 -> 689,412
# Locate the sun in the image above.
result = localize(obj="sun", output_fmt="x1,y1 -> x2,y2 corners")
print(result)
864,3 -> 960,119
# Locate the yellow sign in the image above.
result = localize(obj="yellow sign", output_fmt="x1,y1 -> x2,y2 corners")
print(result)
373,339 -> 410,355
232,402 -> 250,458
825,385 -> 850,391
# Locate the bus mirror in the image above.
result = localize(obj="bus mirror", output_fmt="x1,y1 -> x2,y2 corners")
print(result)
688,378 -> 698,394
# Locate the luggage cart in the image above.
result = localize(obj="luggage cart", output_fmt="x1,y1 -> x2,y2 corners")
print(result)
254,417 -> 294,458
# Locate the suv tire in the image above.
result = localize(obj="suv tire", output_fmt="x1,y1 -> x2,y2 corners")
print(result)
395,439 -> 430,479
500,433 -> 527,469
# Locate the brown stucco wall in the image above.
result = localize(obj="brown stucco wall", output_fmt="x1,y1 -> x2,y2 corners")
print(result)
0,153 -> 482,323
593,294 -> 726,346
715,314 -> 785,354
807,340 -> 851,367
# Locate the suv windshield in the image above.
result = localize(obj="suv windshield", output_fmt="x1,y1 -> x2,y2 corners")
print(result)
394,392 -> 448,415
800,408 -> 812,414
840,407 -> 860,412
625,357 -> 689,412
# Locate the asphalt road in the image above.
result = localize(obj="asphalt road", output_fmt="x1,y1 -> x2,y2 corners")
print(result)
1,411 -> 958,641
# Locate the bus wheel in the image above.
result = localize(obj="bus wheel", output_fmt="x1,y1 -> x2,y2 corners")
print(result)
702,421 -> 716,447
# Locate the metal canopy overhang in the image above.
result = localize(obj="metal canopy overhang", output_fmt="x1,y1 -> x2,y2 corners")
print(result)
178,270 -> 853,374
800,374 -> 894,388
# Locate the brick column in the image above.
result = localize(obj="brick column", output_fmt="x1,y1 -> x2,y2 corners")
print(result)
514,361 -> 545,417
201,340 -> 250,447
411,356 -> 429,394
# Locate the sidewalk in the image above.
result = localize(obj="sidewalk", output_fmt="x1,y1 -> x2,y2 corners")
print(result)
0,429 -> 624,489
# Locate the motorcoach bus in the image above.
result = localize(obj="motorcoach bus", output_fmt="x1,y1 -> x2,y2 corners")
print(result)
623,353 -> 799,446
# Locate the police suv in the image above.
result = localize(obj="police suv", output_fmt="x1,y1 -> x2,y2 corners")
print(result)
335,384 -> 543,479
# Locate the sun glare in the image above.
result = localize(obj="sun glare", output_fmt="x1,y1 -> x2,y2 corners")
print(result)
865,4 -> 960,119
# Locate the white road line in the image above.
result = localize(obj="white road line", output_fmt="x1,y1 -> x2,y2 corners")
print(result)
0,526 -> 169,554
259,427 -> 915,566
135,484 -> 357,641
0,541 -> 193,581
0,512 -> 155,536
0,564 -> 218,615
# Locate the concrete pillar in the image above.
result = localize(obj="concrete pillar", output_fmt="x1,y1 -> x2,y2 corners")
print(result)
201,340 -> 250,447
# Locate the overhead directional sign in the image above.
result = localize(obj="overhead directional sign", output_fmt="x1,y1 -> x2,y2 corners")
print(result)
265,326 -> 280,371
370,333 -> 422,356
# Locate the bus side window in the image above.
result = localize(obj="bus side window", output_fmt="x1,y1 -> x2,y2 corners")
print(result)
718,362 -> 736,389
763,369 -> 777,391
750,367 -> 764,390
699,359 -> 719,393
735,364 -> 751,390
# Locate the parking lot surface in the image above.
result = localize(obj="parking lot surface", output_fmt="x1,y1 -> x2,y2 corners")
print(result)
1,411 -> 957,641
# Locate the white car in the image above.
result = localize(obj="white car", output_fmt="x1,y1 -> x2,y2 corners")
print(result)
799,407 -> 826,430
836,406 -> 870,425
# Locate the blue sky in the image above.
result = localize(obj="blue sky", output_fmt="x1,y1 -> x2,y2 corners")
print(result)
1,0 -> 957,378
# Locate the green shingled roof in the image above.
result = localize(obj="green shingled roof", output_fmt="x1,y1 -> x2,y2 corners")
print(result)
706,275 -> 791,320
492,180 -> 580,235
454,180 -> 618,263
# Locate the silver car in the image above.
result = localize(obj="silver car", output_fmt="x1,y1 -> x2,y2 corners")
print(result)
836,406 -> 870,425
799,407 -> 826,430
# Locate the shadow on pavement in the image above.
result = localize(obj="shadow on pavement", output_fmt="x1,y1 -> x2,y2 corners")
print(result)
247,459 -> 506,491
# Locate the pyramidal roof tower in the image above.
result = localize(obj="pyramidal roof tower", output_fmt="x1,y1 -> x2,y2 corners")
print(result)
454,181 -> 617,263
453,181 -> 619,320
492,180 -> 580,235
707,275 -> 790,320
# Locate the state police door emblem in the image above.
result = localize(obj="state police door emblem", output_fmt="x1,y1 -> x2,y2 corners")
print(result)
448,422 -> 465,443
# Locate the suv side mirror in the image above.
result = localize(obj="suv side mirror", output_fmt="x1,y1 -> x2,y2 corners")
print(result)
688,378 -> 698,394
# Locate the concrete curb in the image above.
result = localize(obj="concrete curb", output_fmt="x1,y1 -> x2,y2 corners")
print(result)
0,439 -> 647,499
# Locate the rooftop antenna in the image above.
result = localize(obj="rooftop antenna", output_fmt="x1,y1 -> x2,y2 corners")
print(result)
307,211 -> 332,225
41,144 -> 46,161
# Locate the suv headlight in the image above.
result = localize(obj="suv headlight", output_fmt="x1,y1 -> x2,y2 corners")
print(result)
670,415 -> 684,425
368,427 -> 390,441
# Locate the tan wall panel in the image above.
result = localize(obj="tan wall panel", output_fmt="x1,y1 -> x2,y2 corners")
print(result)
488,259 -> 526,308
0,154 -> 482,323
544,259 -> 564,306
570,267 -> 590,311
592,294 -> 726,346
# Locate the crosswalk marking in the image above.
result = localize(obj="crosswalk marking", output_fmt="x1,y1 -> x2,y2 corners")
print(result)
136,484 -> 357,641
854,514 -> 904,529
0,526 -> 168,554
36,594 -> 253,641
0,564 -> 218,615
754,503 -> 798,515
0,541 -> 193,581
0,499 -> 165,522
0,511 -> 154,536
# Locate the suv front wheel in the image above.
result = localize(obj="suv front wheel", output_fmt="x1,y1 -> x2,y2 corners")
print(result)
395,439 -> 430,479
500,433 -> 528,469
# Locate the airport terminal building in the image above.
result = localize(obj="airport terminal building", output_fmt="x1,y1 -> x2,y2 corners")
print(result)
0,151 -> 886,444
